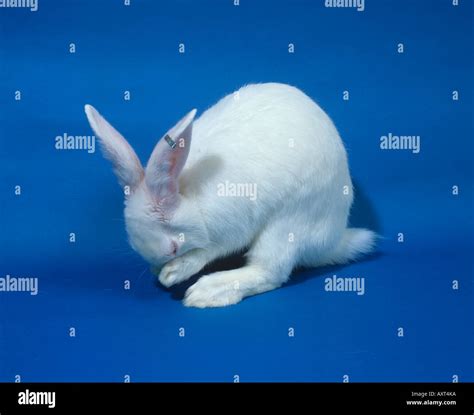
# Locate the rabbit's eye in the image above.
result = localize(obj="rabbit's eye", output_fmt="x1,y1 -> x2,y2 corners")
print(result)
170,240 -> 178,256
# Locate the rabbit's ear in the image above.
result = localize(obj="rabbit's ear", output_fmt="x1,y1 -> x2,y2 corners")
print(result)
145,109 -> 196,208
85,105 -> 144,190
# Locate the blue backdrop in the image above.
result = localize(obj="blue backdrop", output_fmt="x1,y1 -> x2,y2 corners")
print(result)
0,0 -> 472,382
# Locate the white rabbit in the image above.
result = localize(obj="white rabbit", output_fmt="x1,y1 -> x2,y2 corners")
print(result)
85,82 -> 376,308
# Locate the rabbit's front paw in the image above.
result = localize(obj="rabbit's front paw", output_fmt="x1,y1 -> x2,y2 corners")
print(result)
158,250 -> 209,288
158,258 -> 190,288
183,273 -> 243,308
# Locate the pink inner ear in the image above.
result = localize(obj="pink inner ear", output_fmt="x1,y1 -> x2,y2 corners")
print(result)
145,109 -> 196,205
167,150 -> 179,194
84,104 -> 144,190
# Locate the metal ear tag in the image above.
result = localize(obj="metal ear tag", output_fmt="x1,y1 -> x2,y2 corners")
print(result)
164,134 -> 176,149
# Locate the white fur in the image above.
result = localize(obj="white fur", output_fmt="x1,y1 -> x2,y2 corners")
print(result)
85,83 -> 376,308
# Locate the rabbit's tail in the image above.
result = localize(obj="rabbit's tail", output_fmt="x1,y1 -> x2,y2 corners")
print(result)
317,228 -> 377,267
